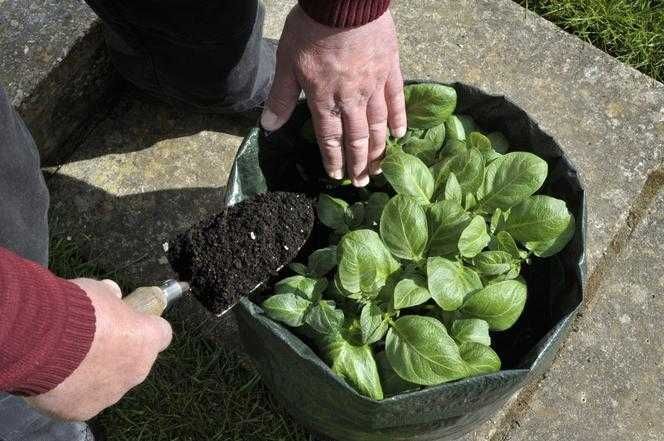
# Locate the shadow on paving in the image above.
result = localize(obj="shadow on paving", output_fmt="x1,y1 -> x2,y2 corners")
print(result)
46,87 -> 256,287
52,85 -> 257,164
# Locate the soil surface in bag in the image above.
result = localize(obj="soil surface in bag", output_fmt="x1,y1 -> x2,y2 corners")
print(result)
168,191 -> 314,314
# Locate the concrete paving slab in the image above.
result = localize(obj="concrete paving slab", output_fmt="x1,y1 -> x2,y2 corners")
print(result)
0,0 -> 120,161
47,92 -> 258,286
504,175 -> 664,441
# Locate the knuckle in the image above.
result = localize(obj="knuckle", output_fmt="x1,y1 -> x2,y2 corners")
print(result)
347,137 -> 369,153
369,121 -> 387,133
386,89 -> 405,106
319,134 -> 341,150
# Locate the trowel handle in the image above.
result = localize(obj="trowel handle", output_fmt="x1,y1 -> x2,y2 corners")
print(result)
123,280 -> 190,316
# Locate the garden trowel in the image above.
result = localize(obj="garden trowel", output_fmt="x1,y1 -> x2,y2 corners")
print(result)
121,191 -> 314,318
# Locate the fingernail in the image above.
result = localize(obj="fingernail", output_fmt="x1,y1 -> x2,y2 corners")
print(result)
260,109 -> 280,131
393,126 -> 407,138
330,170 -> 343,180
353,175 -> 370,187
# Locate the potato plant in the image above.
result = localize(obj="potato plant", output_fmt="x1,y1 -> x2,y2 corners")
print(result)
261,84 -> 575,400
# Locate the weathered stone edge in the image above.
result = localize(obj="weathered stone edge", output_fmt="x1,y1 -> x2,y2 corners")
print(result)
16,20 -> 123,165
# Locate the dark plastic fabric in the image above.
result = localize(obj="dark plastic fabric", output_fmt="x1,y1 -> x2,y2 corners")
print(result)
225,82 -> 586,441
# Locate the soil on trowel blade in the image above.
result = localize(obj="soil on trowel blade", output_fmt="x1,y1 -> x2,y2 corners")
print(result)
168,192 -> 314,314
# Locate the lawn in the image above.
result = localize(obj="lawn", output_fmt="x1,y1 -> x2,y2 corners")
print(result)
517,0 -> 664,82
49,232 -> 311,441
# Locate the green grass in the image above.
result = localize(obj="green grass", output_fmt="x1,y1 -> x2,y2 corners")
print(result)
517,0 -> 664,82
49,232 -> 311,441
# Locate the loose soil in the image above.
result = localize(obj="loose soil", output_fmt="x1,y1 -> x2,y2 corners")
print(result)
168,192 -> 314,314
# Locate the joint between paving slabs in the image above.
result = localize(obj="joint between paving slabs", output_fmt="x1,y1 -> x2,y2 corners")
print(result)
489,165 -> 664,441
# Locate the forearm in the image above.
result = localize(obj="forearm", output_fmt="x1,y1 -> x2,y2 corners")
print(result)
298,0 -> 391,27
0,247 -> 95,396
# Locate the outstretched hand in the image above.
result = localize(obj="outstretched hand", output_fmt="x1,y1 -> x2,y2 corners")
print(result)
261,6 -> 406,187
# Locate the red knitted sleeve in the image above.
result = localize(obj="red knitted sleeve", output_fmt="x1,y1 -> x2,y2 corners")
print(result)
0,247 -> 96,396
298,0 -> 391,28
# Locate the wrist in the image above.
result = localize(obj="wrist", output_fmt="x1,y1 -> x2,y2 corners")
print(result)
298,0 -> 391,28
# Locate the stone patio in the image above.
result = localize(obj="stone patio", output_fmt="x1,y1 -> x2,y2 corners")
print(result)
3,0 -> 663,439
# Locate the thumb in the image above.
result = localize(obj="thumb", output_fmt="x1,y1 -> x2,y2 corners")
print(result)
143,315 -> 173,353
261,62 -> 302,132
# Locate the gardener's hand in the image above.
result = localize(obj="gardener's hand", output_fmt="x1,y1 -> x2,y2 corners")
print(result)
25,278 -> 172,421
261,6 -> 406,187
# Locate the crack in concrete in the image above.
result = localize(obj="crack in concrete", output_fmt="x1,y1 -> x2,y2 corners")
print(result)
490,165 -> 664,441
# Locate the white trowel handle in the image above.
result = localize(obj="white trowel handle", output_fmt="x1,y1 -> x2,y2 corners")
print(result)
123,279 -> 190,316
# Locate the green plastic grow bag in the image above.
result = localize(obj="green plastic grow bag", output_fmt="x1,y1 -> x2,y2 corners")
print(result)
225,82 -> 586,441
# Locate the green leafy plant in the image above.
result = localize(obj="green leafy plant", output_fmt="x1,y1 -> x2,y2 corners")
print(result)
267,83 -> 575,399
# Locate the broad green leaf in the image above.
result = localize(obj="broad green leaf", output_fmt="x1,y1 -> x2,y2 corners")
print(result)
432,147 -> 485,198
307,246 -> 338,277
427,257 -> 483,311
262,294 -> 311,327
375,351 -> 419,397
444,115 -> 466,142
382,151 -> 434,204
487,132 -> 510,153
482,262 -> 521,285
468,132 -> 492,153
386,136 -> 401,153
402,123 -> 446,166
485,150 -> 503,164
458,115 -> 479,134
464,192 -> 477,211
460,342 -> 501,375
473,251 -> 514,276
319,194 -> 349,232
393,272 -> 431,309
490,231 -> 526,260
306,301 -> 345,335
439,309 -> 463,328
321,335 -> 383,399
458,215 -> 491,258
477,152 -> 547,211
438,138 -> 467,160
502,195 -> 572,243
526,213 -> 576,257
345,202 -> 365,228
427,200 -> 471,257
404,84 -> 457,129
327,273 -> 350,299
380,195 -> 428,260
337,229 -> 400,294
274,275 -> 328,302
444,172 -> 463,204
460,280 -> 527,331
386,315 -> 467,385
360,303 -> 389,345
490,208 -> 503,233
450,319 -> 491,346
341,317 -> 365,346
288,262 -> 308,276
364,192 -> 390,228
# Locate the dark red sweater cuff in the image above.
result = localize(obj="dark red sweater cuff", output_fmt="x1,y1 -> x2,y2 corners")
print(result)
0,248 -> 96,396
299,0 -> 391,28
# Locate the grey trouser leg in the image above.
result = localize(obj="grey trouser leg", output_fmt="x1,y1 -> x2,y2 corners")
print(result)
0,86 -> 93,441
83,0 -> 274,113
